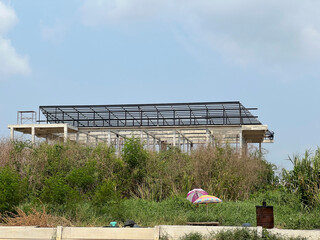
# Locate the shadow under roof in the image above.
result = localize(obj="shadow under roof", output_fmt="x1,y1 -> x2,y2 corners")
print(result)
39,101 -> 261,128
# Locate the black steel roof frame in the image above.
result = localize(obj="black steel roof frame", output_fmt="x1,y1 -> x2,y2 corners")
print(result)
39,101 -> 263,128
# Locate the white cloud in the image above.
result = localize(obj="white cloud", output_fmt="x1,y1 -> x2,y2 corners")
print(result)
0,1 -> 17,34
41,20 -> 68,44
0,37 -> 30,77
80,0 -> 320,66
0,1 -> 31,79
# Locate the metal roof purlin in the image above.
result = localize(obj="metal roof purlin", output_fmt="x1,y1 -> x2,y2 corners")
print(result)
39,101 -> 262,128
153,105 -> 171,126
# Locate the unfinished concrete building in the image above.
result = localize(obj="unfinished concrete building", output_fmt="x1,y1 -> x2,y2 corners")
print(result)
8,101 -> 274,153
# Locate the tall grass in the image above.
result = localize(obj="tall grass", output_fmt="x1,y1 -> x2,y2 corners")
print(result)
190,145 -> 273,200
137,144 -> 273,201
10,190 -> 318,229
282,148 -> 320,207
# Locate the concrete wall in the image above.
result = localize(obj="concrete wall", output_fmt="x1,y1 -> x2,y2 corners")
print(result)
0,226 -> 56,239
159,225 -> 262,239
0,225 -> 319,240
0,226 -> 156,240
269,228 -> 320,240
159,225 -> 320,240
61,227 -> 157,240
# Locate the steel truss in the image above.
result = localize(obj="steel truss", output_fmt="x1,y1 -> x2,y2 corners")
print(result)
39,101 -> 261,128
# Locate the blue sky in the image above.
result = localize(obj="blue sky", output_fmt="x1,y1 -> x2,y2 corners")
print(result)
1,0 -> 320,169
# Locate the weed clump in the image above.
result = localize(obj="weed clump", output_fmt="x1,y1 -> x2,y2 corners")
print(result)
179,232 -> 202,240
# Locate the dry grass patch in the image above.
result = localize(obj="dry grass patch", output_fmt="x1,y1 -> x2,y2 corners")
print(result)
0,207 -> 73,227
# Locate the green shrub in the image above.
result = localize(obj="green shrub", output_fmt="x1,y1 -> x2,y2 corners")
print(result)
93,179 -> 120,205
66,161 -> 98,193
122,137 -> 147,171
40,174 -> 78,205
0,166 -> 27,212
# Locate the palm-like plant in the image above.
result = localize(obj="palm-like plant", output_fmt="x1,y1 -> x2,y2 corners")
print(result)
282,148 -> 320,207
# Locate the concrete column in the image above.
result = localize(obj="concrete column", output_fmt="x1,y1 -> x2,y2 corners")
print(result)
178,133 -> 181,150
10,127 -> 14,141
259,142 -> 262,153
183,138 -> 186,152
76,132 -> 79,142
95,137 -> 98,146
31,126 -> 35,145
206,129 -> 210,145
108,131 -> 111,147
243,140 -> 248,156
153,137 -> 156,151
173,131 -> 176,146
147,134 -> 150,149
64,125 -> 68,143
